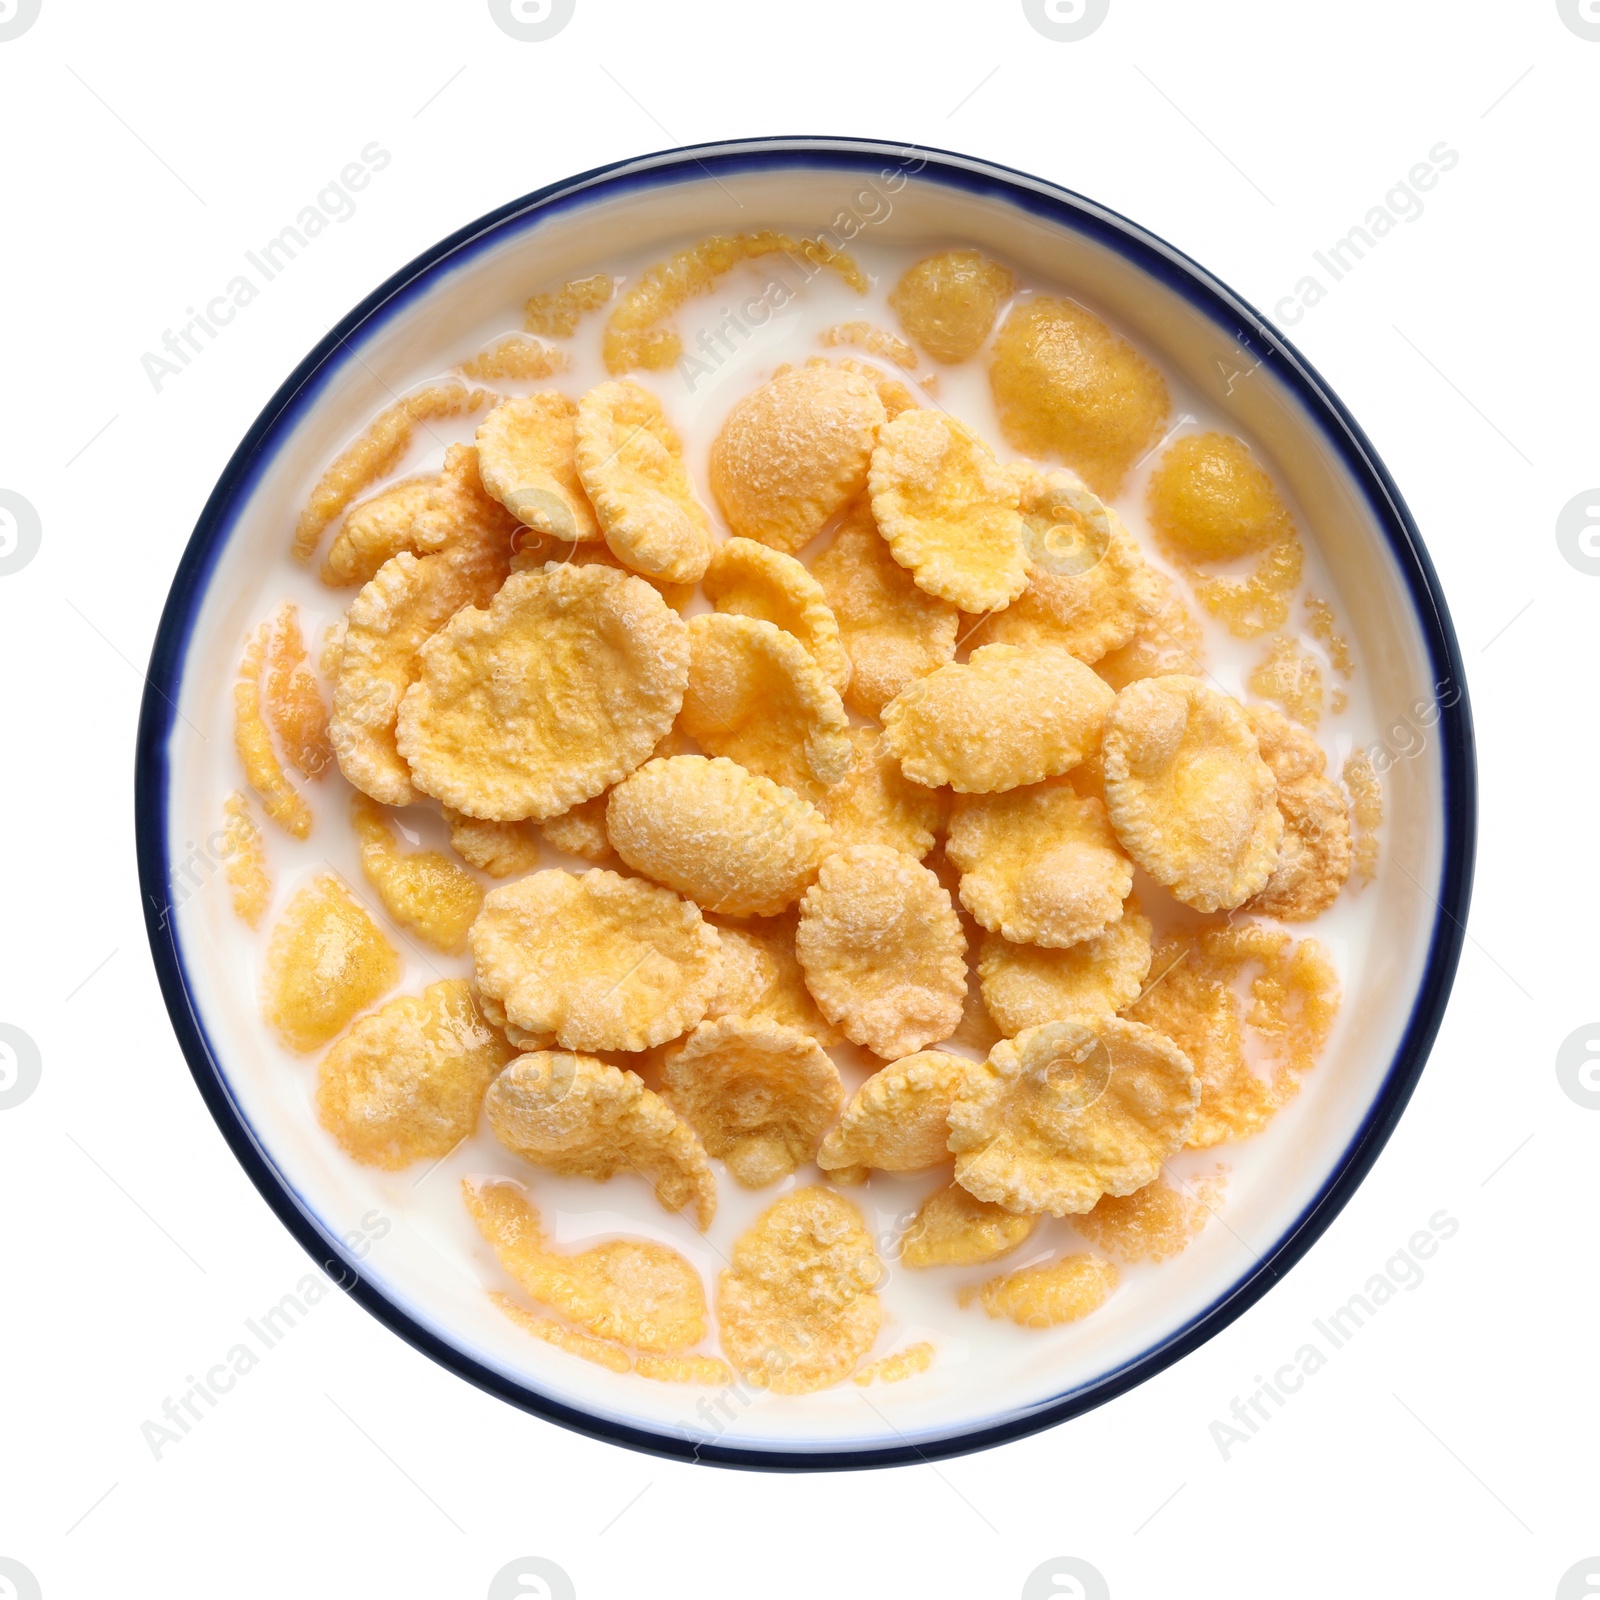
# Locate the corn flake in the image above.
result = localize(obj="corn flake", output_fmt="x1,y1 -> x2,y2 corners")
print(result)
262,872 -> 400,1052
854,1342 -> 936,1386
1244,706 -> 1351,920
949,1018 -> 1198,1215
1095,566 -> 1208,689
1248,635 -> 1323,729
350,793 -> 484,954
1073,1171 -> 1226,1263
476,393 -> 601,543
868,408 -> 1027,613
703,536 -> 850,693
817,725 -> 946,860
716,1187 -> 881,1394
445,808 -> 542,878
234,622 -> 312,839
540,793 -> 615,863
525,273 -> 614,338
320,474 -> 436,588
1343,749 -> 1383,883
408,443 -> 523,565
795,844 -> 966,1060
635,1353 -> 733,1384
900,1182 -> 1039,1269
962,1252 -> 1118,1328
709,364 -> 885,555
220,790 -> 271,928
485,1052 -> 717,1229
817,1051 -> 968,1174
704,915 -> 842,1048
460,334 -> 569,382
821,322 -> 919,369
889,249 -> 1015,364
490,1293 -> 632,1372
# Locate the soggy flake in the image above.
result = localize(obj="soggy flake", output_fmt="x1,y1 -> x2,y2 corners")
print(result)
854,1342 -> 935,1385
1243,706 -> 1351,920
351,793 -> 484,953
321,474 -> 437,587
817,726 -> 946,860
1343,749 -> 1383,884
445,808 -> 542,878
817,1051 -> 968,1174
476,392 -> 601,543
234,622 -> 312,839
408,443 -> 523,565
821,321 -> 919,369
703,536 -> 850,693
889,249 -> 1015,363
220,790 -> 271,928
490,1293 -> 632,1371
524,273 -> 614,338
1073,1171 -> 1227,1262
900,1182 -> 1039,1269
962,1252 -> 1119,1328
635,1353 -> 733,1385
459,334 -> 570,381
1248,635 -> 1324,729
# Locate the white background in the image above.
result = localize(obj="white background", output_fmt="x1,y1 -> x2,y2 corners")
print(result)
1,2 -> 1595,1596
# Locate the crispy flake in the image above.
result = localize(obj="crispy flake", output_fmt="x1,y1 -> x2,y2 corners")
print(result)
817,725 -> 946,860
1095,566 -> 1208,689
351,793 -> 484,953
817,1051 -> 968,1174
476,393 -> 601,542
1073,1171 -> 1227,1262
704,915 -> 842,1048
320,474 -> 436,588
445,808 -> 542,877
703,536 -> 850,693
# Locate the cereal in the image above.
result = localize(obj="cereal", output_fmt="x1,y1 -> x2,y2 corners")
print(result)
464,1178 -> 707,1351
990,297 -> 1170,497
475,393 -> 601,542
1095,567 -> 1208,688
816,726 -> 945,860
235,622 -> 312,839
811,499 -> 958,719
900,1182 -> 1039,1269
606,755 -> 833,917
475,989 -> 555,1054
330,541 -> 509,807
1343,749 -> 1383,884
634,1354 -> 734,1385
1305,596 -> 1354,678
320,474 -> 436,587
662,1018 -> 845,1187
1248,635 -> 1323,729
828,355 -> 919,418
947,784 -> 1133,948
350,793 -> 484,954
962,1253 -> 1118,1328
575,380 -> 713,584
460,334 -> 569,381
221,790 -> 271,928
445,809 -> 542,878
1244,706 -> 1351,920
1146,433 -> 1304,637
854,1342 -> 935,1386
868,408 -> 1027,612
704,916 -> 842,1048
680,614 -> 851,794
395,564 -> 688,821
716,1187 -> 881,1394
816,1051 -> 968,1174
795,844 -> 966,1060
702,536 -> 850,693
315,979 -> 513,1167
1101,675 -> 1283,911
1128,923 -> 1339,1146
1073,1172 -> 1226,1262
513,538 -> 695,613
261,872 -> 400,1053
977,901 -> 1154,1035
882,644 -> 1113,794
409,444 -> 523,564
291,382 -> 492,563
472,867 -> 719,1051
948,1018 -> 1198,1215
603,233 -> 865,373
539,794 -> 614,863
971,465 -> 1155,663
709,364 -> 885,555
485,1052 -> 717,1229
525,273 -> 614,338
491,1294 -> 633,1372
821,322 -> 919,369
888,249 -> 1015,364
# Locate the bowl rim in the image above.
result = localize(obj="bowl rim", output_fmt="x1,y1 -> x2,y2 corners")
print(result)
134,134 -> 1477,1472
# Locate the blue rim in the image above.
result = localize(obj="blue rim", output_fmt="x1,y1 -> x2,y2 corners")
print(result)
134,136 -> 1476,1472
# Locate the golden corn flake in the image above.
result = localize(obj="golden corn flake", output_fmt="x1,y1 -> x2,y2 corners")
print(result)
1343,748 -> 1383,883
475,988 -> 555,1054
464,1177 -> 707,1352
1248,635 -> 1323,729
821,322 -> 919,369
977,900 -> 1154,1036
703,536 -> 850,693
234,622 -> 312,839
795,844 -> 966,1060
262,872 -> 400,1052
575,380 -> 713,585
396,564 -> 688,821
662,1018 -> 844,1188
1305,595 -> 1355,677
1073,1171 -> 1226,1263
949,1018 -> 1198,1215
1101,675 -> 1283,912
883,643 -> 1114,794
709,364 -> 885,556
900,1182 -> 1039,1269
1244,706 -> 1351,920
320,473 -> 436,587
1095,566 -> 1208,689
539,793 -> 614,863
330,541 -> 508,807
817,726 -> 945,861
408,443 -> 522,564
221,790 -> 271,928
972,465 -> 1155,663
476,393 -> 600,543
292,382 -> 493,563
888,249 -> 1015,364
854,1342 -> 936,1386
704,915 -> 842,1048
607,755 -> 832,917
459,334 -> 569,382
634,1353 -> 734,1385
1147,433 -> 1304,637
962,1252 -> 1118,1328
1128,923 -> 1339,1147
471,867 -> 720,1052
316,979 -> 513,1168
827,354 -> 920,418
716,1186 -> 881,1394
525,273 -> 614,338
445,808 -> 542,878
990,297 -> 1170,498
491,1293 -> 633,1372
817,1051 -> 968,1174
350,793 -> 484,954
811,499 -> 958,720
603,233 -> 865,374
948,785 -> 1132,948
868,408 -> 1027,613
485,1051 -> 717,1229
680,614 -> 851,795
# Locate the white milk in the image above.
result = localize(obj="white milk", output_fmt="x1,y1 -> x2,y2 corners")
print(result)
171,234 -> 1387,1454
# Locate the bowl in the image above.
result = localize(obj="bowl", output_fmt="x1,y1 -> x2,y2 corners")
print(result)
135,136 -> 1475,1469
